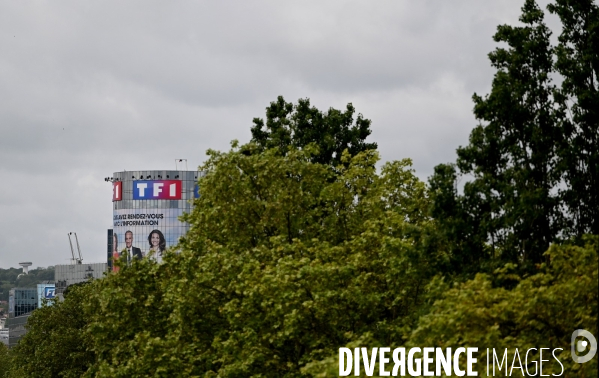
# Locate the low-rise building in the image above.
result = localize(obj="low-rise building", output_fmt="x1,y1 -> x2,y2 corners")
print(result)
6,288 -> 38,348
54,262 -> 107,295
5,263 -> 106,348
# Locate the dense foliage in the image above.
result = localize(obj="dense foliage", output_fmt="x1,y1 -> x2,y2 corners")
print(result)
250,96 -> 377,166
429,0 -> 599,273
0,344 -> 9,378
409,238 -> 598,377
6,284 -> 95,378
304,238 -> 598,377
81,147 -> 436,377
548,0 -> 599,236
2,1 -> 597,377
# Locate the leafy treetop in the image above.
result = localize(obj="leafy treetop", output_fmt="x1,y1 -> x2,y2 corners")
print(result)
250,96 -> 377,165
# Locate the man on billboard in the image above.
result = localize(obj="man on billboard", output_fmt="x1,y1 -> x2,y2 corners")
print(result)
124,230 -> 143,262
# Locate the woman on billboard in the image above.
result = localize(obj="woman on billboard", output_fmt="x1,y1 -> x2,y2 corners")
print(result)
148,229 -> 166,263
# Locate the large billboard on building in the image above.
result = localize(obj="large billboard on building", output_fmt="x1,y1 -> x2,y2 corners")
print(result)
108,170 -> 200,269
112,208 -> 185,258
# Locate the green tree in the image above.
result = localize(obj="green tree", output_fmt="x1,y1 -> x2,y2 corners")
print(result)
250,96 -> 377,165
0,343 -> 10,378
7,283 -> 96,378
428,163 -> 492,273
548,0 -> 599,236
15,267 -> 54,288
82,254 -> 175,377
301,238 -> 598,377
408,237 -> 598,377
0,268 -> 20,284
0,268 -> 21,304
83,145 -> 436,377
429,0 -> 564,270
430,0 -> 599,271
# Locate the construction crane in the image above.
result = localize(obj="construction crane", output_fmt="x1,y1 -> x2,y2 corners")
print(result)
67,232 -> 83,264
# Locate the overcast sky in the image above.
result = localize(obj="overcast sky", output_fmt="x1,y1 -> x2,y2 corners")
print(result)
0,0 -> 559,268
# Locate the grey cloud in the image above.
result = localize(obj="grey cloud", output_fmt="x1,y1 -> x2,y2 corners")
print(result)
0,0 -> 558,267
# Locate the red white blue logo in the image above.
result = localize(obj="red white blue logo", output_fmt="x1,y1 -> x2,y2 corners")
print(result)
133,180 -> 182,200
113,181 -> 122,202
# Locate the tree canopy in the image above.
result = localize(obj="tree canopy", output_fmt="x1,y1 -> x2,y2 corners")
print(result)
2,1 -> 597,376
250,96 -> 377,165
301,238 -> 599,377
548,0 -> 599,236
6,283 -> 95,378
429,0 -> 599,272
409,237 -> 598,377
81,146 -> 436,377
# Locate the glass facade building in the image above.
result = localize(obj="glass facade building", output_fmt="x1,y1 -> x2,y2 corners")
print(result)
108,170 -> 202,268
8,288 -> 37,317
7,288 -> 41,348
54,263 -> 108,295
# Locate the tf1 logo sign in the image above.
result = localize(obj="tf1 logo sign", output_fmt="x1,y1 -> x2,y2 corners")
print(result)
44,287 -> 56,299
133,180 -> 182,200
113,181 -> 122,202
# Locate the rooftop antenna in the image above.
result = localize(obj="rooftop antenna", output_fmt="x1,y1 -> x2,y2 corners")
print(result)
175,159 -> 188,170
67,232 -> 83,264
